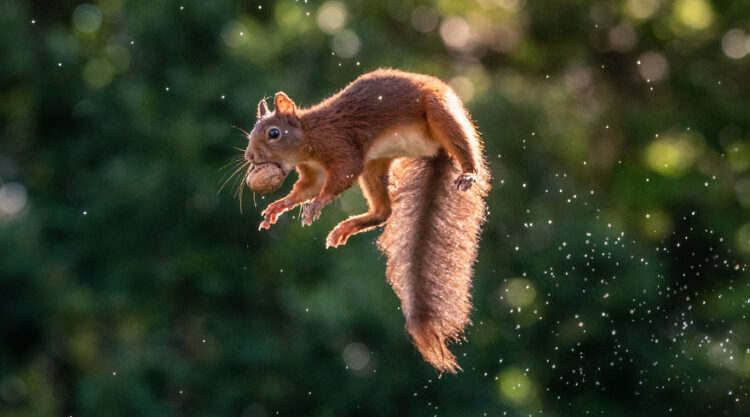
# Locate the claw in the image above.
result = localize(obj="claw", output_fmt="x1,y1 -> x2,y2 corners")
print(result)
326,223 -> 353,248
259,199 -> 290,230
302,200 -> 325,227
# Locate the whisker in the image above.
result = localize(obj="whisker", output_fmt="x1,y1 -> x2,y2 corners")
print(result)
218,155 -> 246,173
235,163 -> 254,214
232,167 -> 245,199
220,160 -> 248,187
218,160 -> 250,194
231,125 -> 251,137
236,174 -> 243,214
233,162 -> 252,199
226,153 -> 246,161
239,171 -> 245,214
219,153 -> 245,165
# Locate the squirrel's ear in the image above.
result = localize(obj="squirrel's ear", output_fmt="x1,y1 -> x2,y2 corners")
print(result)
274,92 -> 297,116
257,98 -> 269,118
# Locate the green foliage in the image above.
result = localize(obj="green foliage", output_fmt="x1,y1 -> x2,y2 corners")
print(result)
1,0 -> 749,416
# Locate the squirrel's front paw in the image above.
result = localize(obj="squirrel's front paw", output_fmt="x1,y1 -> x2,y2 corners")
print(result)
259,199 -> 290,230
454,172 -> 476,191
301,200 -> 325,227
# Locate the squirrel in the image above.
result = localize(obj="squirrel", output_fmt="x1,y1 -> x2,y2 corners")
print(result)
244,68 -> 490,373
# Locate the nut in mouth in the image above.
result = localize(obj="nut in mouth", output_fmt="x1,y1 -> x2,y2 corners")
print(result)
246,162 -> 286,194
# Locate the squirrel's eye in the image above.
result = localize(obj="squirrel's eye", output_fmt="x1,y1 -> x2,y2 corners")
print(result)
268,128 -> 281,140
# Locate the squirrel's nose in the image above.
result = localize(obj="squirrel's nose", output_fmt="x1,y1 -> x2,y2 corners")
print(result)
245,150 -> 256,163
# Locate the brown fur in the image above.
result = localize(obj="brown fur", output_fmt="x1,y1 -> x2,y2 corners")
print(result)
245,69 -> 490,372
379,151 -> 489,372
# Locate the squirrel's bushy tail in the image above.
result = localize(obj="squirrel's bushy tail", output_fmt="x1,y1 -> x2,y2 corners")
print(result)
378,150 -> 489,373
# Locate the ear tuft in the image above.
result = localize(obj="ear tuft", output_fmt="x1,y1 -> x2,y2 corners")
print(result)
257,98 -> 269,118
274,92 -> 297,116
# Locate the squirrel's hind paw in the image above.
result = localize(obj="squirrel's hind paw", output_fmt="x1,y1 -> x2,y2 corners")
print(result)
326,220 -> 357,248
454,172 -> 476,191
301,200 -> 325,227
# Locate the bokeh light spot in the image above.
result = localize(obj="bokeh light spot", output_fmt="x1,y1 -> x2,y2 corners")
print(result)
331,30 -> 361,58
497,367 -> 535,405
637,51 -> 670,82
317,2 -> 347,35
608,22 -> 637,52
98,0 -> 123,17
644,131 -> 703,176
73,4 -> 102,33
721,29 -> 749,59
106,43 -> 131,73
449,76 -> 475,102
343,342 -> 370,371
726,141 -> 750,172
735,179 -> 750,209
496,0 -> 523,12
624,0 -> 662,20
275,1 -> 311,34
641,209 -> 673,239
0,183 -> 28,217
411,6 -> 439,33
563,65 -> 592,93
221,21 -> 247,48
504,278 -> 536,308
590,2 -> 616,26
440,16 -> 471,50
83,58 -> 114,88
738,223 -> 750,253
674,0 -> 714,30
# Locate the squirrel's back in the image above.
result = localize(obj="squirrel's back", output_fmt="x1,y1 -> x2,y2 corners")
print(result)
301,69 -> 458,138
325,68 -> 439,105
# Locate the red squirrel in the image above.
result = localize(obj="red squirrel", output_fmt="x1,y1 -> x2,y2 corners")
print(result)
244,68 -> 490,373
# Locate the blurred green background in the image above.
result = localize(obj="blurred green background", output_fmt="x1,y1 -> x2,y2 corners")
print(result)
1,0 -> 750,416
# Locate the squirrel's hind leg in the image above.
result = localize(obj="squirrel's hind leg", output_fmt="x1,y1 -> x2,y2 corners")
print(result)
326,158 -> 392,248
424,91 -> 482,191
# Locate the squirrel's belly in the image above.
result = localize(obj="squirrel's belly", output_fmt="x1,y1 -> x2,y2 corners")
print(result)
365,125 -> 441,161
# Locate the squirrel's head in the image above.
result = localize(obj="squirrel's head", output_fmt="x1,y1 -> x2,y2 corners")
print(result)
245,92 -> 307,176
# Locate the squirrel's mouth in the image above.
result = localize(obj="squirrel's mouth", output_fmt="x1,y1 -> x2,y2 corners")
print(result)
271,162 -> 289,177
250,161 -> 289,177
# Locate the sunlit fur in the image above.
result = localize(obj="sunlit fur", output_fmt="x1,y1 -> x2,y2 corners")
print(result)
246,69 -> 490,372
379,151 -> 489,373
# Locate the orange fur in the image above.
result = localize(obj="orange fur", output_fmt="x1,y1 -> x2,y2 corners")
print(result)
245,69 -> 490,372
